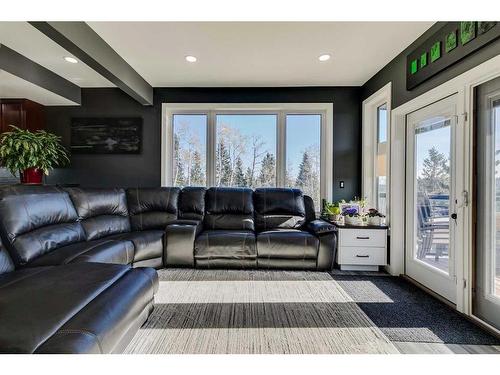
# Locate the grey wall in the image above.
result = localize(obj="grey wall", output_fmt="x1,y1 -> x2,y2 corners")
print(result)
46,86 -> 362,202
362,22 -> 500,107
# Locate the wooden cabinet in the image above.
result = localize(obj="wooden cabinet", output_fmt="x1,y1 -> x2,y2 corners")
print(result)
0,99 -> 45,133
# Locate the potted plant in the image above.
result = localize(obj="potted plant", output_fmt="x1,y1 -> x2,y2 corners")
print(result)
342,207 -> 363,226
366,208 -> 386,226
0,125 -> 69,184
322,200 -> 343,222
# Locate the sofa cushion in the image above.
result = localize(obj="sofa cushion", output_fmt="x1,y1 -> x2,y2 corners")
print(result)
195,230 -> 256,260
108,230 -> 164,263
0,190 -> 85,266
0,239 -> 14,275
178,187 -> 206,220
257,229 -> 319,259
126,187 -> 180,231
27,238 -> 134,267
66,188 -> 131,240
204,187 -> 254,230
254,188 -> 306,231
35,267 -> 158,354
0,263 -> 157,354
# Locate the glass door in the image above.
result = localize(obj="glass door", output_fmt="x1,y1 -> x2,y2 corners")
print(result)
406,94 -> 462,303
474,76 -> 500,330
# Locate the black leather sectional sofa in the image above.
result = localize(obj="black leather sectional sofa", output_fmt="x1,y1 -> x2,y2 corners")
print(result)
0,186 -> 336,353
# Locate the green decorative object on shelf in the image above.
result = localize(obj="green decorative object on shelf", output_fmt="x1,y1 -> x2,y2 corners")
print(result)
420,52 -> 427,68
410,59 -> 418,74
460,21 -> 476,45
445,30 -> 457,52
430,41 -> 441,62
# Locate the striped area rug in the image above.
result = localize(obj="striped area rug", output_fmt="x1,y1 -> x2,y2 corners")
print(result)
124,269 -> 398,354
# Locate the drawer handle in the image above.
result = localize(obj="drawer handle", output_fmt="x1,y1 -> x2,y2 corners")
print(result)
356,236 -> 370,240
355,255 -> 370,258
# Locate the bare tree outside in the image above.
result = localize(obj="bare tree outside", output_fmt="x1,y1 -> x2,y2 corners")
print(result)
173,115 -> 206,187
172,113 -> 322,209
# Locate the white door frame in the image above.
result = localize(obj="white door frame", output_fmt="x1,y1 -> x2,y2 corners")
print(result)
405,94 -> 461,304
390,53 -> 500,314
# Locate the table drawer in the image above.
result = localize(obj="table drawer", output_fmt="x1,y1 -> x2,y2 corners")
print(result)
339,229 -> 386,248
338,246 -> 386,265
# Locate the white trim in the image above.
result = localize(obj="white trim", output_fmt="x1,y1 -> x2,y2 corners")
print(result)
161,102 -> 334,203
405,94 -> 459,304
362,82 -> 391,219
390,54 -> 500,317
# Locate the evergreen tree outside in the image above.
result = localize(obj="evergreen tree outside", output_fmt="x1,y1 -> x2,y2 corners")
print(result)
418,146 -> 450,194
234,156 -> 247,187
216,141 -> 232,186
295,151 -> 313,188
173,134 -> 186,186
244,167 -> 254,188
294,147 -> 320,208
258,152 -> 276,187
190,150 -> 205,186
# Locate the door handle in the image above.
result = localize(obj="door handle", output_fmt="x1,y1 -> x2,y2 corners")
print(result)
356,236 -> 370,239
355,255 -> 370,258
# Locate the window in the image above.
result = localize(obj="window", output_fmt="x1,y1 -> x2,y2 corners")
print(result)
362,83 -> 391,220
163,104 -> 333,210
376,104 -> 388,215
285,114 -> 321,208
172,114 -> 207,187
215,114 -> 277,188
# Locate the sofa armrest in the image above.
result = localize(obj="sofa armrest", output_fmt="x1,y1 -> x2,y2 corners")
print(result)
307,219 -> 336,235
170,219 -> 203,226
164,221 -> 203,267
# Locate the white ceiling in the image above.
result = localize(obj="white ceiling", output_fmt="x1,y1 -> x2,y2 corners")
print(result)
0,22 -> 434,105
0,70 -> 77,105
0,22 -> 113,88
88,21 -> 434,87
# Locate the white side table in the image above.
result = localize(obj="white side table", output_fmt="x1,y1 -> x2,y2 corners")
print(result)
335,224 -> 388,271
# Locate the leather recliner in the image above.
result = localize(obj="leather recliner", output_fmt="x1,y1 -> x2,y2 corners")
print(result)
167,187 -> 336,271
0,237 -> 158,354
0,184 -> 336,353
194,187 -> 257,268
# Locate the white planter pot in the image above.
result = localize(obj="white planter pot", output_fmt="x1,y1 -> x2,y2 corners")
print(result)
345,216 -> 362,226
367,216 -> 381,226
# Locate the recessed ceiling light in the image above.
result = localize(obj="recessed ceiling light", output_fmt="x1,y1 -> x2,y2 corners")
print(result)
185,55 -> 197,63
64,56 -> 78,64
318,54 -> 331,62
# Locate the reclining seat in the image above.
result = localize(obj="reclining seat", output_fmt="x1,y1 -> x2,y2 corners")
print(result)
194,187 -> 257,268
110,187 -> 181,269
0,237 -> 158,354
0,186 -> 133,267
254,188 -> 318,269
254,188 -> 336,270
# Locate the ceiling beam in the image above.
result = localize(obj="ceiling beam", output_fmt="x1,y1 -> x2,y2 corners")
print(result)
30,21 -> 153,106
0,44 -> 81,105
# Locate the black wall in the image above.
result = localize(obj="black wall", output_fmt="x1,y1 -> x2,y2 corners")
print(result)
362,22 -> 500,107
46,86 -> 362,202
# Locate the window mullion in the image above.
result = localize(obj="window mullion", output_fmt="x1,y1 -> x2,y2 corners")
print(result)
207,110 -> 216,187
276,111 -> 286,187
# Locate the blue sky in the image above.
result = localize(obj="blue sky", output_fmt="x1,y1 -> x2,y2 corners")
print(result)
173,113 -> 321,177
415,122 -> 450,177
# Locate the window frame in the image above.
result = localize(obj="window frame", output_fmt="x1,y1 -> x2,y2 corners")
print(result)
162,103 -> 333,203
362,83 -> 392,221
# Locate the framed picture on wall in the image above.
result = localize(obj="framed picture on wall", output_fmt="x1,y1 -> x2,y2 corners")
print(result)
70,117 -> 143,154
